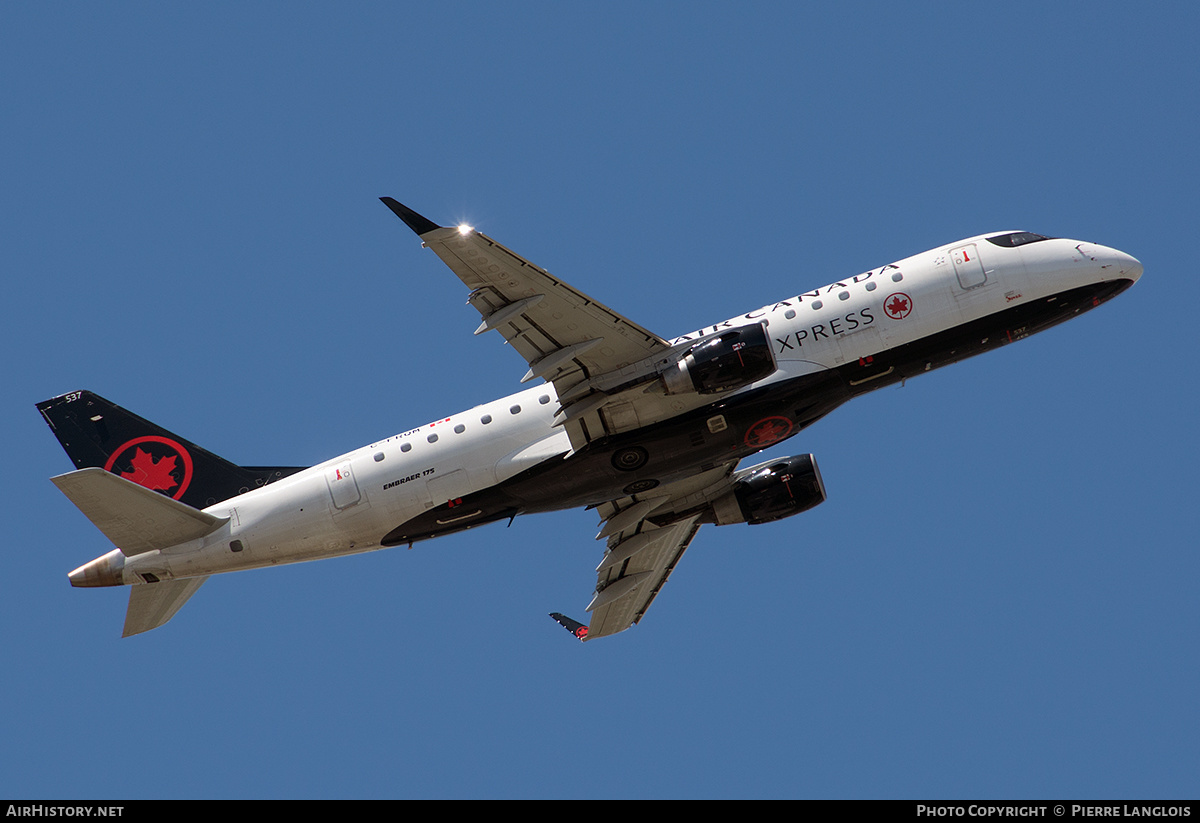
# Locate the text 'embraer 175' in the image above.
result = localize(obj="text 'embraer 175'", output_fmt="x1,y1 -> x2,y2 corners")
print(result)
40,203 -> 1141,639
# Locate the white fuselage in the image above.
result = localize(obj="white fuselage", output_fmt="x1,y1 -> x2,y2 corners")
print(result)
106,234 -> 1141,587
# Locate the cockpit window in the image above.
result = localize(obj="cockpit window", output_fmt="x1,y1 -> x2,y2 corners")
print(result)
986,232 -> 1054,248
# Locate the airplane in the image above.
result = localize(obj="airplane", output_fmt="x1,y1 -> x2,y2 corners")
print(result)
39,198 -> 1143,639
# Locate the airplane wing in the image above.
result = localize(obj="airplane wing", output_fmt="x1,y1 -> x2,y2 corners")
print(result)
381,198 -> 683,449
578,462 -> 740,640
585,514 -> 704,639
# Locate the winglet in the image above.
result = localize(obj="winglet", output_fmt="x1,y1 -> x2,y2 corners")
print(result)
380,197 -> 442,236
549,612 -> 589,641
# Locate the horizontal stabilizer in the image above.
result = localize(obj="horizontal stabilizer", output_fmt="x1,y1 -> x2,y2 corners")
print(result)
51,468 -> 227,556
124,576 -> 208,637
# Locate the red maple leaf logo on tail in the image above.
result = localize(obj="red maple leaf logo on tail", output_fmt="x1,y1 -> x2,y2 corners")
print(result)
121,448 -> 179,492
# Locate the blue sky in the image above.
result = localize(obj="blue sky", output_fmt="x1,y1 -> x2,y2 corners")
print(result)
3,3 -> 1197,799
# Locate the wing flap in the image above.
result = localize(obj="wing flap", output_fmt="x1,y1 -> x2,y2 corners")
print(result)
580,462 -> 742,640
51,468 -> 227,556
585,516 -> 703,639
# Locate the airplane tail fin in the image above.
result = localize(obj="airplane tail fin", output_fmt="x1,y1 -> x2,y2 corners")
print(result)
37,390 -> 305,510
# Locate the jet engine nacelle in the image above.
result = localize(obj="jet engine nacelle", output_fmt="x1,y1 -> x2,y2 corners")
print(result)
712,454 -> 827,525
660,323 -> 777,395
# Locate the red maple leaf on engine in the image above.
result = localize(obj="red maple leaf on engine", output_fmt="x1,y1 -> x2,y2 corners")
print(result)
121,448 -> 179,492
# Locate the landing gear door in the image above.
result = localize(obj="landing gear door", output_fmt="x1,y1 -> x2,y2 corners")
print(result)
951,243 -> 987,290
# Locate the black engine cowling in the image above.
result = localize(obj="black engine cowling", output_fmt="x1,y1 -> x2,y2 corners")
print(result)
712,454 -> 827,525
661,323 -> 777,395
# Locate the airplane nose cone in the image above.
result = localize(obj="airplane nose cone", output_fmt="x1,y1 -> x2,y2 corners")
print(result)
1115,250 -> 1143,282
1089,244 -> 1142,283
